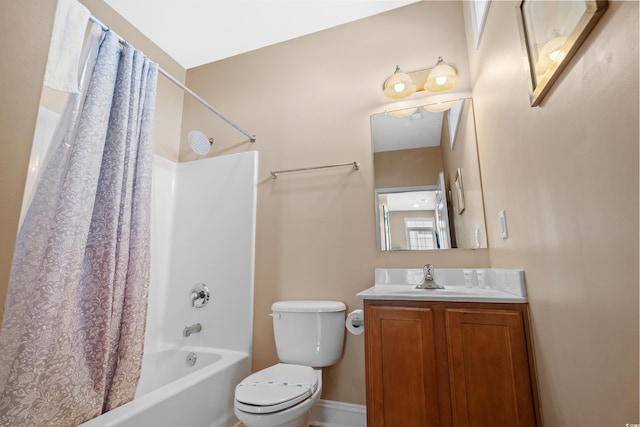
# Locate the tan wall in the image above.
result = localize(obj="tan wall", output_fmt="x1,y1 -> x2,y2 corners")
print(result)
373,146 -> 443,188
441,99 -> 487,248
181,2 -> 489,404
0,2 -> 185,319
0,0 -> 57,323
464,1 -> 639,425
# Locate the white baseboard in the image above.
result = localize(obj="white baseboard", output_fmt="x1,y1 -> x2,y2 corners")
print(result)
309,399 -> 366,427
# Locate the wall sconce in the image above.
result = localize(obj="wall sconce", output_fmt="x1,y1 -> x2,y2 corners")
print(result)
383,66 -> 417,99
424,57 -> 460,92
383,57 -> 460,99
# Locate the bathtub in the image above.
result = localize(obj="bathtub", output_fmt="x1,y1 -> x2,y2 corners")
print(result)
79,347 -> 250,427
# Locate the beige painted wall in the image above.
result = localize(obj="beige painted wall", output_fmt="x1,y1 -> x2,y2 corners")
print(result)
464,1 -> 639,425
374,146 -> 443,188
441,99 -> 487,249
181,2 -> 489,404
0,0 -> 56,323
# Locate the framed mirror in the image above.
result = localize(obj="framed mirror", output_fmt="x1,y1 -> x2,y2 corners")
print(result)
371,98 -> 487,251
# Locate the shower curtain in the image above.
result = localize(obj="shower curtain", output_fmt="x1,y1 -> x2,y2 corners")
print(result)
0,27 -> 157,426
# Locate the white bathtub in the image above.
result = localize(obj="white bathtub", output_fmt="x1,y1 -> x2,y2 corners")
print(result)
80,347 -> 250,427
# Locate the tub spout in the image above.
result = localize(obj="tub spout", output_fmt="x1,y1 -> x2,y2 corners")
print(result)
183,323 -> 202,337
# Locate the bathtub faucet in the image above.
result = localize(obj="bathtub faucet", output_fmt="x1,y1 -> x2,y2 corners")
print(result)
183,323 -> 202,337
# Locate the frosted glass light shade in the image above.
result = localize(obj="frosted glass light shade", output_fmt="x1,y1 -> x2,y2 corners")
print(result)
383,66 -> 417,99
424,57 -> 459,93
386,107 -> 418,118
423,100 -> 456,113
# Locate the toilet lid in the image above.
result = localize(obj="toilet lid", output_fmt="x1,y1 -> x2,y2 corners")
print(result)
235,364 -> 318,414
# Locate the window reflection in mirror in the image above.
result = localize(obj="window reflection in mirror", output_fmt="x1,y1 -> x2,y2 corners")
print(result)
371,98 -> 487,251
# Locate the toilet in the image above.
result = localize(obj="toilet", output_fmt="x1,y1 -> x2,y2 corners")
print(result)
234,300 -> 346,427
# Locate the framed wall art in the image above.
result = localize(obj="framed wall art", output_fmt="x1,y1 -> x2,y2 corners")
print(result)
517,0 -> 608,106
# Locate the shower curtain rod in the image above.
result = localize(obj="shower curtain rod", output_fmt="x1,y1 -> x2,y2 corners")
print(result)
88,15 -> 257,143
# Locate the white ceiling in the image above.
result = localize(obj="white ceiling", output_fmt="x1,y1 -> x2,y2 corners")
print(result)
386,191 -> 437,212
104,0 -> 419,69
371,107 -> 444,153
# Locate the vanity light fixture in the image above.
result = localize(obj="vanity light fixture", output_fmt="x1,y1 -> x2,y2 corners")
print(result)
382,57 -> 460,100
424,57 -> 460,93
383,65 -> 416,99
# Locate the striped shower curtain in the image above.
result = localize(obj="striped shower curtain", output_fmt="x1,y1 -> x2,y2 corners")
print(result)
0,27 -> 157,426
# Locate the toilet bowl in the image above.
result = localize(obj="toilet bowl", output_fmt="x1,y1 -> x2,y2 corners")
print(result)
234,364 -> 322,427
233,300 -> 345,427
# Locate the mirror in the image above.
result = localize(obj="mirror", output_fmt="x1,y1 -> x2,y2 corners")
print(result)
371,98 -> 487,251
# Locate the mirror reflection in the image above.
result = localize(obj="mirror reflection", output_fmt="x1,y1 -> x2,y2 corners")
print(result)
371,98 -> 487,251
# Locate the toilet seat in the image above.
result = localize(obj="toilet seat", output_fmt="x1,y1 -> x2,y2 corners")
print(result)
235,364 -> 318,414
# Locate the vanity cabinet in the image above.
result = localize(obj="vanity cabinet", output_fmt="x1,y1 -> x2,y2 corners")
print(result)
363,300 -> 541,427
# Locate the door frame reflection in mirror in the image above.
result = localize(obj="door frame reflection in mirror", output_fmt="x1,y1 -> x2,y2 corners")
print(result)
375,172 -> 451,251
371,98 -> 488,251
375,186 -> 438,250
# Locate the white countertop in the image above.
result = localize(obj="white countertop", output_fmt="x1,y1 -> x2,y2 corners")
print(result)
357,268 -> 527,303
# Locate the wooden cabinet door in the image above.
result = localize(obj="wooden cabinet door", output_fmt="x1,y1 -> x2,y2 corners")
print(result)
445,308 -> 536,427
365,305 -> 440,427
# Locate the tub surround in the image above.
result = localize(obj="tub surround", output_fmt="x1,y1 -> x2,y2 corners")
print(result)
78,152 -> 258,426
155,152 -> 257,354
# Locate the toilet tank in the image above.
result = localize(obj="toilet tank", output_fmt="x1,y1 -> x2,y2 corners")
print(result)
271,300 -> 346,367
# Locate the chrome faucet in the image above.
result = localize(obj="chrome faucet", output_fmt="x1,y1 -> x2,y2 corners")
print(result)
183,323 -> 202,337
415,264 -> 444,289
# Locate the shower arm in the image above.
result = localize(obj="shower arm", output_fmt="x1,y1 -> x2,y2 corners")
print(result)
88,15 -> 257,143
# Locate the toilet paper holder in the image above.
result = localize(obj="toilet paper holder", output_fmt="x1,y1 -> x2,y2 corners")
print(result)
350,317 -> 363,327
346,309 -> 365,335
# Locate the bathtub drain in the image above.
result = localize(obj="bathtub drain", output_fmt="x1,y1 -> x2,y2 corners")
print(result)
186,352 -> 197,366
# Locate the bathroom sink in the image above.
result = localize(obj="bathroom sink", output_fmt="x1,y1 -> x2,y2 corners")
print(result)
357,269 -> 527,303
357,284 -> 524,302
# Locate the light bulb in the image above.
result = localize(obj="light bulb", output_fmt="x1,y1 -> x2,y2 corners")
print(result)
393,82 -> 406,92
535,36 -> 567,75
548,49 -> 561,61
383,66 -> 416,99
435,76 -> 447,85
